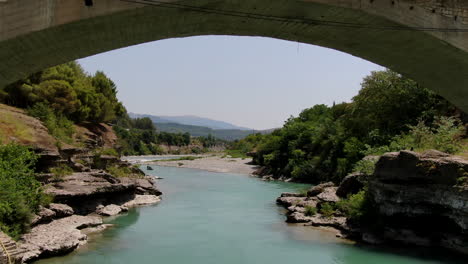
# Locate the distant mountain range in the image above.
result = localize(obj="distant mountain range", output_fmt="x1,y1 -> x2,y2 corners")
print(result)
129,113 -> 274,141
130,113 -> 251,130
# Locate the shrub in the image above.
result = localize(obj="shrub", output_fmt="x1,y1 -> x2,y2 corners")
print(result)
28,102 -> 75,143
95,148 -> 119,157
49,164 -> 73,181
0,144 -> 47,239
457,176 -> 468,186
319,202 -> 336,218
304,205 -> 317,216
298,189 -> 308,197
106,165 -> 131,178
336,190 -> 367,220
364,116 -> 465,155
352,159 -> 377,175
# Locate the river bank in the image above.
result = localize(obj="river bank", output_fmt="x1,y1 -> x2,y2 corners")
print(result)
34,165 -> 467,264
127,155 -> 258,175
15,166 -> 163,263
277,150 -> 468,256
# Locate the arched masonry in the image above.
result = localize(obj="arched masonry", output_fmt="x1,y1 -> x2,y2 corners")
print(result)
1,0 -> 468,111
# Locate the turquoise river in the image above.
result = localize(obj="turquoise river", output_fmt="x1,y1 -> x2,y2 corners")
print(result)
38,166 -> 464,264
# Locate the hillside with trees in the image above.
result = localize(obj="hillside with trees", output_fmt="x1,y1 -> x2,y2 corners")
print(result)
228,70 -> 467,184
0,61 -> 227,156
130,113 -> 272,141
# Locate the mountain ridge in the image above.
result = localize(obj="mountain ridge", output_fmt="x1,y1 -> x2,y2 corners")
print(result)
128,113 -> 274,140
129,113 -> 252,130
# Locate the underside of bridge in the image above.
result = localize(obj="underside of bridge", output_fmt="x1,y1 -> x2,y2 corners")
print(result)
1,0 -> 468,112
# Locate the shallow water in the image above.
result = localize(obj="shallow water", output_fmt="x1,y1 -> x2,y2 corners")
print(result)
123,155 -> 205,163
38,166 -> 464,264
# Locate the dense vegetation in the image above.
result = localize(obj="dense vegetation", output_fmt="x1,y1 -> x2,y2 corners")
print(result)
130,113 -> 265,141
229,70 -> 466,184
114,115 -> 229,155
0,61 -> 226,155
0,144 -> 49,239
114,115 -> 194,155
0,62 -> 125,143
1,62 -> 125,123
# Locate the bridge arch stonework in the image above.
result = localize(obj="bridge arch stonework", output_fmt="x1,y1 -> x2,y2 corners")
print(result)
1,0 -> 468,112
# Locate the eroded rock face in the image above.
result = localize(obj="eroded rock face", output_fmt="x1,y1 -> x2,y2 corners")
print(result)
19,215 -> 103,262
336,173 -> 365,198
22,172 -> 162,262
46,172 -> 161,214
369,150 -> 468,254
276,150 -> 468,254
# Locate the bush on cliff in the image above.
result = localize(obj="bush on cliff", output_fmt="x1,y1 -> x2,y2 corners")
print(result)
0,144 -> 48,239
319,203 -> 336,218
364,116 -> 465,155
49,164 -> 73,182
335,190 -> 368,221
27,102 -> 75,143
304,205 -> 317,216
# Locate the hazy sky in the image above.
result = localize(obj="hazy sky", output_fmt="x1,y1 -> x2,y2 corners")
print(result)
78,36 -> 383,130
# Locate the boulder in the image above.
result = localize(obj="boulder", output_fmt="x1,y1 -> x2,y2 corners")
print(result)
276,196 -> 306,207
287,205 -> 306,214
316,187 -> 340,203
297,198 -> 319,208
31,206 -> 56,226
287,212 -> 313,223
307,182 -> 335,196
96,204 -> 122,216
123,195 -> 161,207
48,203 -> 74,218
336,173 -> 365,198
304,215 -> 348,230
134,177 -> 162,195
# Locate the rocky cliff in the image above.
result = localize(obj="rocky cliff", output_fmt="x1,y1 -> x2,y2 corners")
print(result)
277,150 -> 468,255
368,150 -> 468,254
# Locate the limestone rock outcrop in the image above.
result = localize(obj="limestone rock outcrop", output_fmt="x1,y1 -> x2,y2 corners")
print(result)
277,150 -> 468,255
45,172 -> 161,214
19,215 -> 104,262
277,184 -> 347,233
368,150 -> 468,254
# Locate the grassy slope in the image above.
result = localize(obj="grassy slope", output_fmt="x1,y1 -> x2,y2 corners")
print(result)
0,104 -> 57,150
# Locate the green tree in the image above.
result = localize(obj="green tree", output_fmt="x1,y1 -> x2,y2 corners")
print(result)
0,144 -> 48,239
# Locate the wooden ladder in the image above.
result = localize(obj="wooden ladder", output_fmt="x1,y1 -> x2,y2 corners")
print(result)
0,232 -> 24,264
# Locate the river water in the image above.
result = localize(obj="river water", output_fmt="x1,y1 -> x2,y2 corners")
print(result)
38,166 -> 464,264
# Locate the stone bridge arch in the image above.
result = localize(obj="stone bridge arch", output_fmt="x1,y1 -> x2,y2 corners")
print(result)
1,0 -> 468,111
